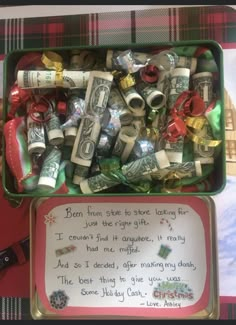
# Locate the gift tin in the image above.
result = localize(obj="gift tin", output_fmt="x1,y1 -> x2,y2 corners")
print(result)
29,195 -> 219,320
2,40 -> 226,198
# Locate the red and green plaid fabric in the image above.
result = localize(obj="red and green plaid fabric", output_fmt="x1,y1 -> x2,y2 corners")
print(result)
0,4 -> 236,320
0,5 -> 236,58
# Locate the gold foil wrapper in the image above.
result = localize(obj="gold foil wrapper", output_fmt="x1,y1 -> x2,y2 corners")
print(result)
41,51 -> 63,72
118,74 -> 136,90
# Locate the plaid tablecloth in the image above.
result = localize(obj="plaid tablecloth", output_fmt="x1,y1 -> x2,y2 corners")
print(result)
0,4 -> 236,320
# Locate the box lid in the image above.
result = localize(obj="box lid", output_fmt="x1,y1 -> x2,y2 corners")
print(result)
30,195 -> 219,319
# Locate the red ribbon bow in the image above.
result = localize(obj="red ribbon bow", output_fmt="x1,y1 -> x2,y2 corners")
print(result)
164,90 -> 205,142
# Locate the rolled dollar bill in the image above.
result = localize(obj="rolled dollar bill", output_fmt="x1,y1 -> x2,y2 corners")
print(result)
128,139 -> 155,162
27,113 -> 46,155
193,124 -> 215,164
122,150 -> 170,181
80,173 -> 120,194
149,50 -> 178,71
72,165 -> 90,185
120,86 -> 145,113
192,72 -> 213,108
168,68 -> 190,109
137,82 -> 166,110
151,161 -> 202,180
176,56 -> 197,74
108,87 -> 128,111
108,87 -> 133,126
112,126 -> 139,164
37,146 -> 61,190
164,138 -> 184,163
97,131 -> 114,157
63,96 -> 85,146
71,71 -> 113,167
156,70 -> 171,99
131,109 -> 146,132
44,104 -> 64,146
17,70 -> 90,89
71,117 -> 101,167
80,150 -> 170,193
70,50 -> 96,70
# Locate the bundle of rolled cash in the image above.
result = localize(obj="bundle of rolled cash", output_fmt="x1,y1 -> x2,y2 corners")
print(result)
3,46 -> 223,194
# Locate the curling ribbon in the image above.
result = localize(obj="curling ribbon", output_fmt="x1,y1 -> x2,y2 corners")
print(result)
28,98 -> 51,123
161,171 -> 182,193
163,91 -> 208,142
140,65 -> 159,83
41,51 -> 64,86
99,157 -> 151,193
14,52 -> 45,76
119,74 -> 136,90
8,85 -> 31,119
57,101 -> 67,115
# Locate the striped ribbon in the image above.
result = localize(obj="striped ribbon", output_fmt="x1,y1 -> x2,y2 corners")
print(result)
0,297 -> 31,320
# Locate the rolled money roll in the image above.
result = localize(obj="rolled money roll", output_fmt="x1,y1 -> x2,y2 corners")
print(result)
71,71 -> 113,167
168,68 -> 190,109
120,86 -> 145,113
80,173 -> 120,194
128,139 -> 155,162
17,70 -> 90,89
192,72 -> 213,108
97,132 -> 114,157
122,150 -> 170,181
108,87 -> 133,126
80,150 -> 170,194
106,49 -> 151,70
156,70 -> 170,99
71,117 -> 101,167
131,109 -> 146,132
138,83 -> 166,110
44,105 -> 64,146
63,96 -> 85,146
176,56 -> 197,75
27,113 -> 46,155
112,126 -> 139,164
64,128 -> 77,146
70,50 -> 96,70
37,147 -> 61,190
151,161 -> 202,180
164,138 -> 184,163
149,50 -> 178,71
72,165 -> 90,185
193,124 -> 215,164
108,87 -> 128,111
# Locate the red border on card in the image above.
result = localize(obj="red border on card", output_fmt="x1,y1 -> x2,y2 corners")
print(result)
34,196 -> 211,318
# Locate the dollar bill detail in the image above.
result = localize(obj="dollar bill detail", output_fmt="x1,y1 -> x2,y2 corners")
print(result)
168,68 -> 190,109
27,113 -> 46,155
71,71 -> 113,167
192,72 -> 213,108
164,138 -> 184,163
37,146 -> 62,190
193,124 -> 215,164
151,161 -> 202,180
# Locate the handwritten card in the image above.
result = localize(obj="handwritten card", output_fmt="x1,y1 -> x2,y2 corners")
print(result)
33,196 -> 212,318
